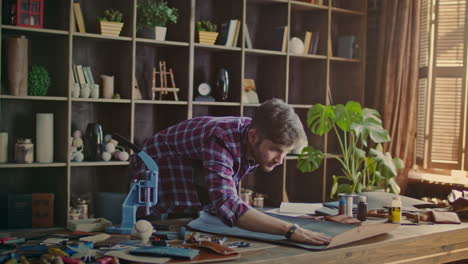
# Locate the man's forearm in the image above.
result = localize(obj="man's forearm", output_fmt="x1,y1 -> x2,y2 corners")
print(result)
236,208 -> 292,236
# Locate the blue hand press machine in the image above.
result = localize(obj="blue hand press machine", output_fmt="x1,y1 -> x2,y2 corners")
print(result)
105,133 -> 159,234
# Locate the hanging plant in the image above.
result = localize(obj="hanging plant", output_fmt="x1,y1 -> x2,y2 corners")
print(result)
28,64 -> 50,96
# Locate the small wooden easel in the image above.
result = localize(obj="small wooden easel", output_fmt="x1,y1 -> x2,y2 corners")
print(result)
152,61 -> 179,101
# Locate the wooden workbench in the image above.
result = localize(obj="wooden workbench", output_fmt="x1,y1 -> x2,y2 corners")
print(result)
228,223 -> 468,264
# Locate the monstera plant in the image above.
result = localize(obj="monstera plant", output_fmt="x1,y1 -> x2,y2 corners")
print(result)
297,101 -> 404,198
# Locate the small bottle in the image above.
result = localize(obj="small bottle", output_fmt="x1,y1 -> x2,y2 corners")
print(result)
388,196 -> 402,223
338,196 -> 346,215
357,196 -> 367,221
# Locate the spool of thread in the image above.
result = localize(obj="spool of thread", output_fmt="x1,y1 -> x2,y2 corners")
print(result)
36,113 -> 54,162
338,196 -> 346,215
0,132 -> 8,163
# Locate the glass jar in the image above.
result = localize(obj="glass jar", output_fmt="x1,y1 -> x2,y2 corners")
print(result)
15,138 -> 34,163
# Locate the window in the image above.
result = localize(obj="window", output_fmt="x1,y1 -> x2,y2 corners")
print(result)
417,0 -> 468,171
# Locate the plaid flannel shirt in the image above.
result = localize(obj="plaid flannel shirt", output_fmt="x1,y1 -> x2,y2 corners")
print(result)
132,116 -> 258,226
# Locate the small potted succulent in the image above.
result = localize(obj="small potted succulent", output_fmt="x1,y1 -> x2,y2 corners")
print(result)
28,64 -> 50,96
99,8 -> 124,36
196,19 -> 218,45
137,0 -> 179,40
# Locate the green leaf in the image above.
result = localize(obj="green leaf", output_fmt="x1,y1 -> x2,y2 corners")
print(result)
306,104 -> 335,135
353,146 -> 366,159
351,108 -> 390,147
393,157 -> 404,169
297,146 -> 324,173
388,178 -> 401,194
370,148 -> 398,177
336,184 -> 354,195
330,175 -> 339,198
335,101 -> 362,132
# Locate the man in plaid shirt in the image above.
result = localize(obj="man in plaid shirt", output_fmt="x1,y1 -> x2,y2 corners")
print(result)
132,99 -> 331,245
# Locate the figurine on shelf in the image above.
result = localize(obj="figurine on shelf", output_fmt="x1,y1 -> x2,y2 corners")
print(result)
101,134 -> 129,161
70,130 -> 84,162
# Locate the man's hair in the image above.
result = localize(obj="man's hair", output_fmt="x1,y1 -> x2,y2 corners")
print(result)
251,98 -> 305,147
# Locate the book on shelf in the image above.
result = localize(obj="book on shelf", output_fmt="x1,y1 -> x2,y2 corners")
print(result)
73,3 -> 86,33
233,20 -> 241,47
303,31 -> 312,55
83,66 -> 95,85
32,193 -> 54,228
310,31 -> 320,55
244,23 -> 253,49
225,19 -> 239,47
272,26 -> 288,52
217,22 -> 229,45
337,35 -> 356,58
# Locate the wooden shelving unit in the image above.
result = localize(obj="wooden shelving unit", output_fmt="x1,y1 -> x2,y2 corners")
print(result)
0,0 -> 367,227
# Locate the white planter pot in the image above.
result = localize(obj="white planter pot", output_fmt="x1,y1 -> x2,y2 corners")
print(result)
155,26 -> 167,41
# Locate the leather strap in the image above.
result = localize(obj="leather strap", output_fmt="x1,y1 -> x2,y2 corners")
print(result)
285,223 -> 299,239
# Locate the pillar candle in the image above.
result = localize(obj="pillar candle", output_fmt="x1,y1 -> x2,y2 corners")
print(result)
36,113 -> 54,162
0,132 -> 8,163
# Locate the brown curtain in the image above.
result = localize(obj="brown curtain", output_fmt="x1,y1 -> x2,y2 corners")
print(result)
372,0 -> 420,194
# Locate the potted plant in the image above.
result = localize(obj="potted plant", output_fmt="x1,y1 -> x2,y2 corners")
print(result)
28,64 -> 50,96
297,101 -> 404,198
99,8 -> 124,36
137,0 -> 179,40
196,19 -> 218,45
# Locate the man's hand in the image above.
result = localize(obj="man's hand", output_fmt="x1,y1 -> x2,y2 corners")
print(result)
290,226 -> 332,245
236,208 -> 333,246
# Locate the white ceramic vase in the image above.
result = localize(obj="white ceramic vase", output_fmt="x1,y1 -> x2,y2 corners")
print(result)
101,75 -> 115,99
155,26 -> 167,41
80,84 -> 90,98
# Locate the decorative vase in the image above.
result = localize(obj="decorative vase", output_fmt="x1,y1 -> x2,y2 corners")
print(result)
100,21 -> 124,36
80,84 -> 90,98
90,84 -> 99,99
198,31 -> 218,45
84,123 -> 103,161
36,113 -> 54,163
289,37 -> 305,54
7,36 -> 28,96
72,83 -> 80,98
155,26 -> 167,41
101,75 -> 114,99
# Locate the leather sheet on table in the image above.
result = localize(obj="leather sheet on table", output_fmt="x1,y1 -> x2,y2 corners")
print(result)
188,211 -> 397,250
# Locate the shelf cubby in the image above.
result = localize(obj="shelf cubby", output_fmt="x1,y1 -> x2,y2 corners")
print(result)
71,101 -> 131,146
246,0 -> 288,51
194,49 -> 242,103
245,54 -> 287,102
135,43 -> 190,101
0,167 -> 68,226
288,58 -> 326,105
72,37 -> 133,99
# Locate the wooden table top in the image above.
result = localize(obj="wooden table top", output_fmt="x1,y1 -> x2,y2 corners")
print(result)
228,222 -> 468,264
